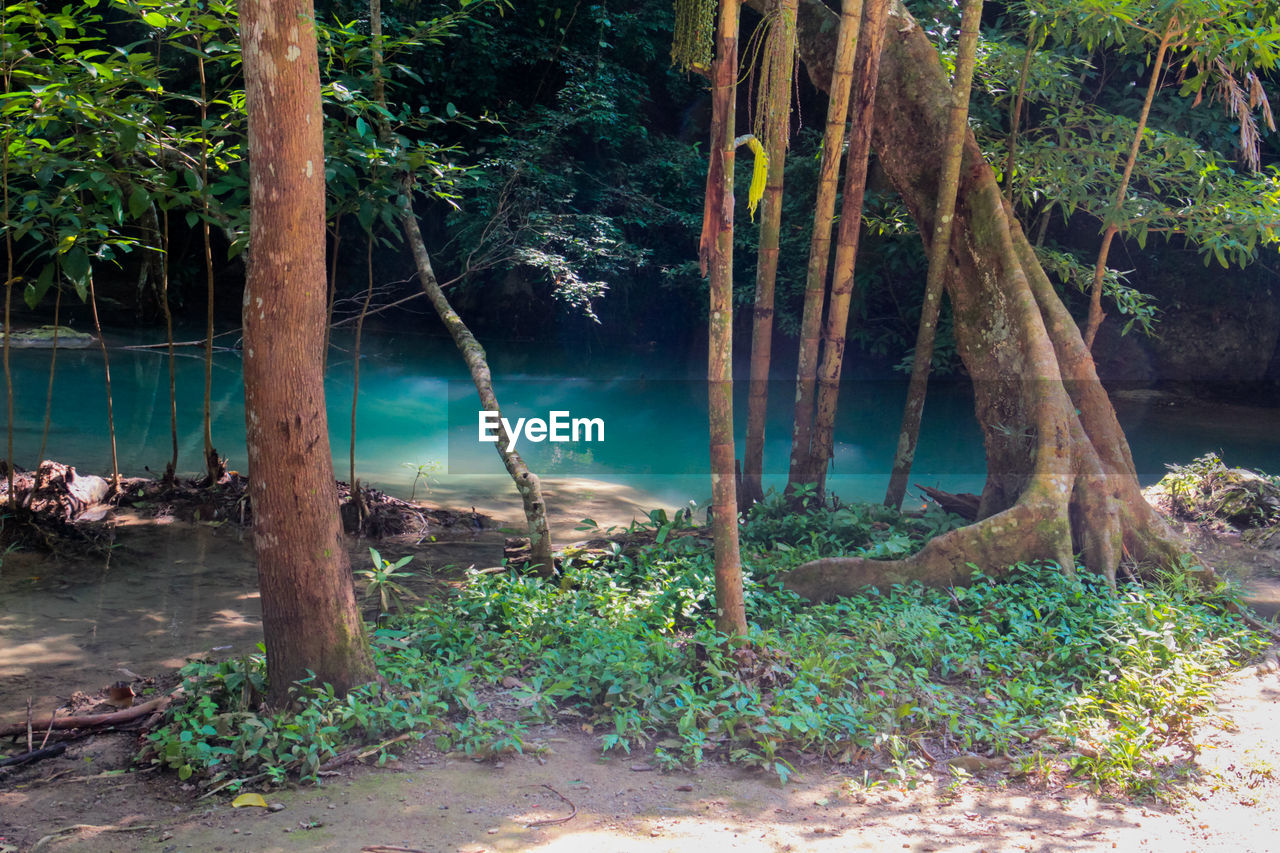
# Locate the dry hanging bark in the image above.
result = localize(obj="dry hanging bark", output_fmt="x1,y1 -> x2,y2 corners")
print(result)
743,0 -> 1189,598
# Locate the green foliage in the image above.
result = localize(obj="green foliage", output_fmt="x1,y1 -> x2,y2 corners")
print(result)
145,635 -> 451,788
147,502 -> 1267,797
0,0 -> 490,318
359,548 -> 419,615
1154,453 -> 1280,528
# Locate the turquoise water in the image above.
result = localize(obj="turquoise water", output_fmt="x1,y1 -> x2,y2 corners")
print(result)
3,327 -> 1278,515
3,326 -> 1280,716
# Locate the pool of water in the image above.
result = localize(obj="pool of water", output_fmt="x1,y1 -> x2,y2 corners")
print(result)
8,327 -> 1276,513
2,326 -> 1278,720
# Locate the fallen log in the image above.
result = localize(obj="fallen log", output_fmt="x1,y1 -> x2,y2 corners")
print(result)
0,690 -> 181,739
0,742 -> 67,768
916,484 -> 980,521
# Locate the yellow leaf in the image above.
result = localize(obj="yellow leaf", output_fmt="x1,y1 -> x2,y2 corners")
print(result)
746,136 -> 769,223
231,793 -> 269,809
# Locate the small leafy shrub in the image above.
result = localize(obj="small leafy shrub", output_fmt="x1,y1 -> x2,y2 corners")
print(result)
1155,453 -> 1280,529
144,632 -> 452,789
359,548 -> 418,615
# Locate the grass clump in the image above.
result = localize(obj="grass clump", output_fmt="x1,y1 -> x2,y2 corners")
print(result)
146,499 -> 1268,797
1154,452 -> 1280,531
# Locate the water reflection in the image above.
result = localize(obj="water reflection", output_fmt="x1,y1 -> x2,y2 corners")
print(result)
0,521 -> 260,721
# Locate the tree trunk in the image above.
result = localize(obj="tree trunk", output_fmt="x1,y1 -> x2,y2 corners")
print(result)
197,40 -> 223,486
785,0 -> 861,494
741,0 -> 798,511
883,0 -> 983,510
807,0 -> 890,498
745,0 -> 1188,599
397,186 -> 555,575
1001,21 -> 1037,203
241,0 -> 376,706
86,272 -> 120,491
1083,16 -> 1176,351
701,0 -> 748,636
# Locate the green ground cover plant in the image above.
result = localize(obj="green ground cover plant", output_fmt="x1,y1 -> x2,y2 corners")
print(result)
145,498 -> 1268,797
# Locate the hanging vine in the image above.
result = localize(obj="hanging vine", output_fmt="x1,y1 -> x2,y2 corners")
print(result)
671,0 -> 718,74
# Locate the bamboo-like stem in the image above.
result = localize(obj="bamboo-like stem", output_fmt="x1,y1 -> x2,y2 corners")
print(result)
2,8 -> 14,506
159,210 -> 178,483
883,0 -> 985,510
786,0 -> 861,494
1002,22 -> 1036,203
742,0 -> 798,510
808,0 -> 891,498
701,0 -> 748,636
323,214 -> 342,374
1083,16 -> 1176,351
197,41 -> 221,483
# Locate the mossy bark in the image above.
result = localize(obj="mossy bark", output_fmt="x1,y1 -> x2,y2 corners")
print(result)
751,0 -> 1188,600
397,184 -> 555,575
741,0 -> 798,511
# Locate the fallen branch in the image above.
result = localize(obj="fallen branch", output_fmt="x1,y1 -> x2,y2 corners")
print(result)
524,783 -> 577,828
319,732 -> 413,773
30,824 -> 156,852
0,742 -> 67,768
0,689 -> 182,739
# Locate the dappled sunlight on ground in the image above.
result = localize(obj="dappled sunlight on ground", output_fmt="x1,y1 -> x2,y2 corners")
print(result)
9,677 -> 1278,853
428,475 -> 681,531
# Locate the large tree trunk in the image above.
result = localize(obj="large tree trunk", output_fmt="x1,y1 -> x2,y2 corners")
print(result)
242,0 -> 376,705
747,0 -> 1187,599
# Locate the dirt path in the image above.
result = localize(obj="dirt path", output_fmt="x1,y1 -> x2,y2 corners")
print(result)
2,658 -> 1277,853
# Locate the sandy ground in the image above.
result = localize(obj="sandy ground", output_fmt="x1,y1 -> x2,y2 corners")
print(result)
1,656 -> 1277,853
3,484 -> 1279,853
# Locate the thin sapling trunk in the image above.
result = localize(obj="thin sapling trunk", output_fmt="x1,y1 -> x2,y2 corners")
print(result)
198,42 -> 222,484
1083,16 -> 1176,351
807,0 -> 891,498
786,0 -> 861,494
883,0 -> 984,510
86,272 -> 120,491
